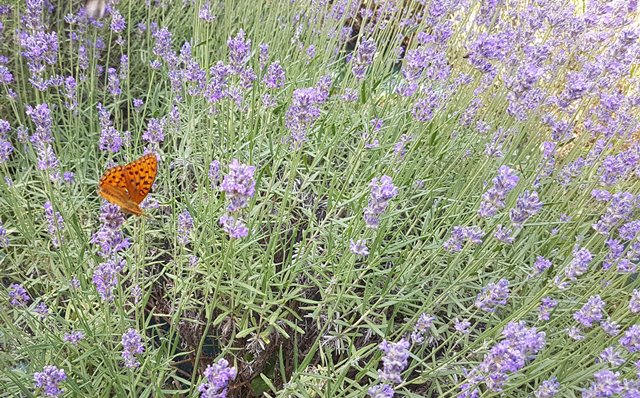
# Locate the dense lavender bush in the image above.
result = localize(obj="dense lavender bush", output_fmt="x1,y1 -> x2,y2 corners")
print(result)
1,0 -> 640,397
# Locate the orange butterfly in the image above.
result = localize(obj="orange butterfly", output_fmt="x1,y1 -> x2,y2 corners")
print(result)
98,153 -> 158,216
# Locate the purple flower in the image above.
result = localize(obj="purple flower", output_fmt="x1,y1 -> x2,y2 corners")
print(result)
462,321 -> 545,393
342,88 -> 358,102
475,279 -> 510,312
534,377 -> 560,398
130,285 -> 142,304
63,171 -> 74,184
91,204 -> 130,258
263,61 -> 285,89
259,43 -> 269,69
208,160 -> 221,189
63,331 -> 85,345
34,365 -> 66,397
198,1 -> 216,22
19,30 -> 59,90
220,159 -> 256,212
582,370 -> 622,397
107,67 -> 121,96
443,225 -> 484,253
454,318 -> 471,334
412,91 -> 442,122
305,45 -> 316,60
621,325 -> 640,353
478,166 -> 519,218
285,77 -> 332,149
0,119 -> 14,164
92,258 -> 125,302
509,191 -> 542,225
601,318 -> 620,336
368,384 -> 394,398
364,176 -> 398,229
35,302 -> 49,319
597,346 -> 625,367
8,283 -> 30,307
631,290 -> 640,314
142,117 -> 166,145
219,214 -> 248,239
352,37 -> 376,79
393,134 -> 413,160
228,29 -> 251,68
494,224 -> 514,244
377,339 -> 410,384
44,201 -> 64,248
567,326 -> 584,341
593,192 -> 636,236
133,98 -> 144,111
97,103 -> 124,153
350,239 -> 369,256
538,297 -> 558,321
177,210 -> 194,246
27,103 -> 59,174
110,10 -> 125,33
565,246 -> 592,281
411,313 -> 435,344
121,328 -> 144,368
198,358 -> 237,398
573,295 -> 605,328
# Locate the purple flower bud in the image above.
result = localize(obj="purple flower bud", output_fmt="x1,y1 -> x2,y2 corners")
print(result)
8,283 -> 30,307
63,331 -> 85,345
478,166 -> 519,218
377,339 -> 410,384
34,365 -> 66,397
220,159 -> 256,212
121,328 -> 144,368
534,377 -> 560,398
573,295 -> 605,328
364,176 -> 398,229
475,279 -> 510,312
538,297 -> 557,321
219,214 -> 248,239
44,201 -> 64,248
177,210 -> 194,246
368,384 -> 394,398
349,239 -> 369,256
198,358 -> 236,398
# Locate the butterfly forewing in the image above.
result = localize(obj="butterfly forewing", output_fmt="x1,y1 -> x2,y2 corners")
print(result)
98,154 -> 158,216
123,154 -> 157,204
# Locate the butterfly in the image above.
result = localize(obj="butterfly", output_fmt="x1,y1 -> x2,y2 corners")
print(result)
84,0 -> 106,19
98,153 -> 158,216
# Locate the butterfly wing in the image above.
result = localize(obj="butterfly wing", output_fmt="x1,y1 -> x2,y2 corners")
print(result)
98,165 -> 143,215
123,153 -> 158,205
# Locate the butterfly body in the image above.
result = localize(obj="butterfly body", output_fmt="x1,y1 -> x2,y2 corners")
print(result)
98,154 -> 158,216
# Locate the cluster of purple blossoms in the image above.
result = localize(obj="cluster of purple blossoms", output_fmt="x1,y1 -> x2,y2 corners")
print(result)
538,297 -> 558,321
509,191 -> 543,226
63,331 -> 85,346
592,192 -> 636,236
564,246 -> 593,281
219,159 -> 255,239
351,37 -> 376,80
18,29 -> 59,91
285,75 -> 332,149
92,258 -> 125,302
198,358 -> 237,398
494,224 -> 514,244
26,104 -> 59,178
411,313 -> 435,344
198,1 -> 216,22
630,290 -> 640,314
35,302 -> 49,319
121,328 -> 144,368
263,61 -> 285,89
367,384 -> 394,398
454,318 -> 471,334
573,295 -> 605,328
582,370 -> 622,397
208,160 -> 221,189
91,203 -> 130,258
349,239 -> 369,257
0,119 -> 14,164
44,201 -> 64,248
597,346 -> 625,367
443,225 -> 484,253
177,210 -> 194,246
364,176 -> 398,229
393,134 -> 413,160
475,279 -> 510,313
412,91 -> 443,122
8,283 -> 30,307
97,103 -> 126,153
478,166 -> 519,218
601,318 -> 621,337
142,117 -> 166,147
34,365 -> 66,397
620,325 -> 640,353
460,321 -> 545,395
532,255 -> 552,276
107,67 -> 121,96
377,338 -> 410,384
534,377 -> 560,398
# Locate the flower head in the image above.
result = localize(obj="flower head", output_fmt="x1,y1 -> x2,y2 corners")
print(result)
198,358 -> 237,398
34,365 -> 66,397
121,328 -> 144,368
